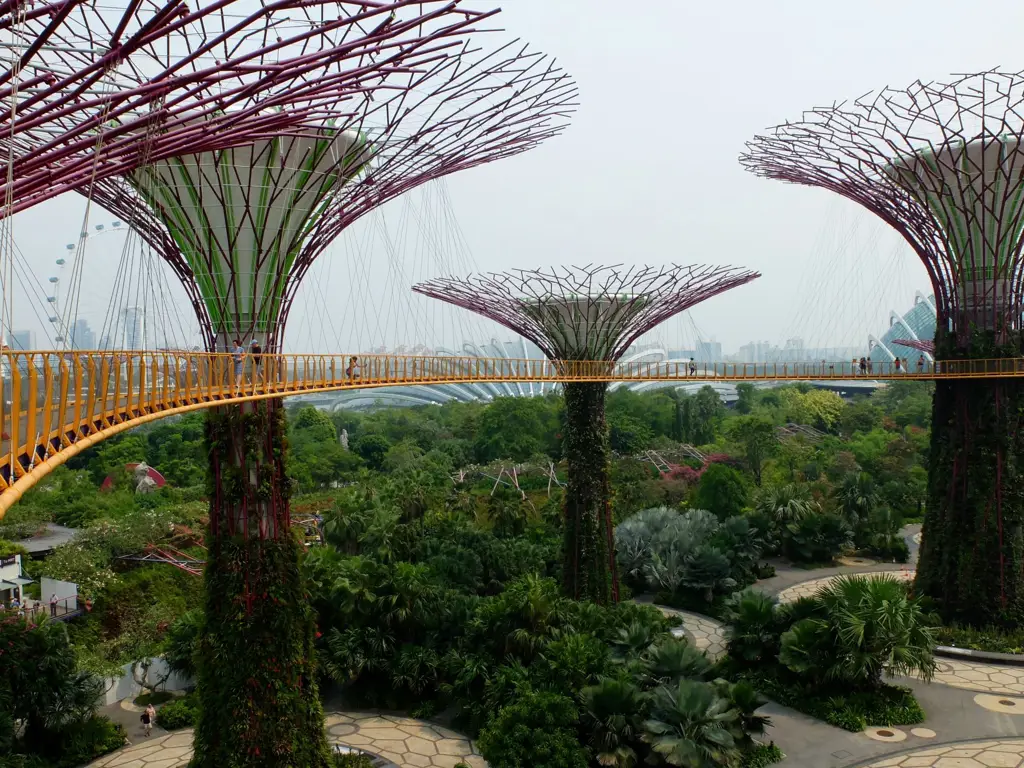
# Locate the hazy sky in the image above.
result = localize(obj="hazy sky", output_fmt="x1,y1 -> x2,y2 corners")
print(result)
10,0 -> 1024,354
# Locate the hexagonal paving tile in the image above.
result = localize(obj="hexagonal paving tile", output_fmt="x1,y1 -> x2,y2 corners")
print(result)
86,710 -> 489,768
859,739 -> 1024,767
655,605 -> 728,661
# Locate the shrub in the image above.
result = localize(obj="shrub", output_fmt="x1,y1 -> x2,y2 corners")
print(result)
935,624 -> 1024,654
332,753 -> 376,768
477,691 -> 589,768
724,590 -> 785,665
778,574 -> 935,687
738,667 -> 923,731
38,715 -> 126,768
615,507 -> 762,608
133,690 -> 175,707
155,693 -> 198,730
744,742 -> 784,767
781,512 -> 851,563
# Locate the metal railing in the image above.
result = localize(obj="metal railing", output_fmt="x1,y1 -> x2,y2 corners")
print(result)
0,348 -> 1021,512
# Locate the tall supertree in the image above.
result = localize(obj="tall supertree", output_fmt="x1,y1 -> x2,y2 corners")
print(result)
741,69 -> 1024,626
0,0 -> 494,215
79,13 -> 576,766
413,265 -> 759,604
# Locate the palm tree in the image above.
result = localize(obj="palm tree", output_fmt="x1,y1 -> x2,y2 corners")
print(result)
835,472 -> 880,534
642,679 -> 741,767
581,677 -> 648,768
754,484 -> 818,526
779,574 -> 936,688
611,621 -> 660,662
644,638 -> 712,684
723,590 -> 782,664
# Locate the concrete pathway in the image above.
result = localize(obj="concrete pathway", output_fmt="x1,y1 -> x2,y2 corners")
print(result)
84,711 -> 486,768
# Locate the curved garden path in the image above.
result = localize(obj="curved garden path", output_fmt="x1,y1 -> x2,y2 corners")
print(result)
85,711 -> 487,768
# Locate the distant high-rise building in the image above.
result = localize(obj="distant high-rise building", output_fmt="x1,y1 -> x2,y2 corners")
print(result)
9,329 -> 36,350
121,307 -> 146,349
71,319 -> 95,349
696,340 -> 723,362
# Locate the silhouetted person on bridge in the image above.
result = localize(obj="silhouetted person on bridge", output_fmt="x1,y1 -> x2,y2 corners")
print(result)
894,358 -> 902,373
689,358 -> 696,376
232,339 -> 245,387
859,357 -> 867,375
917,355 -> 925,373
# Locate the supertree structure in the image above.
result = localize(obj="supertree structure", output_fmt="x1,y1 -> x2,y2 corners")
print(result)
0,0 -> 496,216
413,265 -> 759,604
75,15 -> 576,766
741,69 -> 1024,625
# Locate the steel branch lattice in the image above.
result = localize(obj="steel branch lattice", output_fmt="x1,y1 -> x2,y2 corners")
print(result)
87,24 -> 578,349
412,264 -> 760,362
0,0 -> 510,214
740,69 -> 1024,344
0,347 -> 1016,515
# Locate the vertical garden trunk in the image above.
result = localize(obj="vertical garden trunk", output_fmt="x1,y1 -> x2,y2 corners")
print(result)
561,381 -> 619,604
191,400 -> 330,768
915,331 -> 1024,627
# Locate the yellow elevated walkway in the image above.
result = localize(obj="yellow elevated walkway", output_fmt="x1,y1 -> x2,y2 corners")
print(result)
0,349 -> 1017,513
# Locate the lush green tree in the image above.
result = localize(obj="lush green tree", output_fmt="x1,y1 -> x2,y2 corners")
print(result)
608,412 -> 654,455
477,690 -> 589,768
0,616 -> 117,765
754,484 -> 818,526
839,399 -> 883,437
727,416 -> 778,486
353,433 -> 392,471
734,383 -> 756,415
693,464 -> 748,519
677,387 -> 722,446
475,397 -> 557,463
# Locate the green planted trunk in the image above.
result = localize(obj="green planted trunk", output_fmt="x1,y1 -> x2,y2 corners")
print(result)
191,401 -> 330,768
561,381 -> 619,604
916,330 -> 1024,627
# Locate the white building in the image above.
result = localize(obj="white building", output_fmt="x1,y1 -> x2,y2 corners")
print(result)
0,553 -> 32,606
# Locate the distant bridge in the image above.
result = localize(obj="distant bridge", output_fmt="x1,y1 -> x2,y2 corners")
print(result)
0,349 -> 1013,514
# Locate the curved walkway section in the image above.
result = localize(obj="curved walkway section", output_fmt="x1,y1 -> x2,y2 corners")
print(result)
85,711 -> 487,768
858,738 -> 1024,767
654,605 -> 728,661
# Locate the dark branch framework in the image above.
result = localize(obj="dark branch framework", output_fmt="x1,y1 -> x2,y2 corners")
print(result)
412,264 -> 760,361
89,32 -> 578,349
0,0 -> 502,214
740,69 -> 1024,344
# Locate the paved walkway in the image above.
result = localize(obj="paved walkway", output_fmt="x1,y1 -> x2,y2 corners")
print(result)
85,711 -> 486,768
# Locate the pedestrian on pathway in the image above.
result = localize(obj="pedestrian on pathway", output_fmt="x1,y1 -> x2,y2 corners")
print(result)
142,704 -> 155,737
894,358 -> 902,373
917,354 -> 925,373
689,357 -> 696,376
859,357 -> 867,375
49,593 -> 57,617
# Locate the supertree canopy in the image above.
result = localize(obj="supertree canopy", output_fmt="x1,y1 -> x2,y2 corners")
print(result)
413,264 -> 759,603
741,69 -> 1024,625
69,10 -> 576,766
91,34 -> 577,351
0,0 -> 495,215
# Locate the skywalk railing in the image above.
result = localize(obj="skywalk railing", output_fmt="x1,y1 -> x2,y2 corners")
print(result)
0,349 -> 1022,504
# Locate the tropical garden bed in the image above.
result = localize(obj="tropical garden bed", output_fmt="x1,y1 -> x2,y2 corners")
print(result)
720,574 -> 934,732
